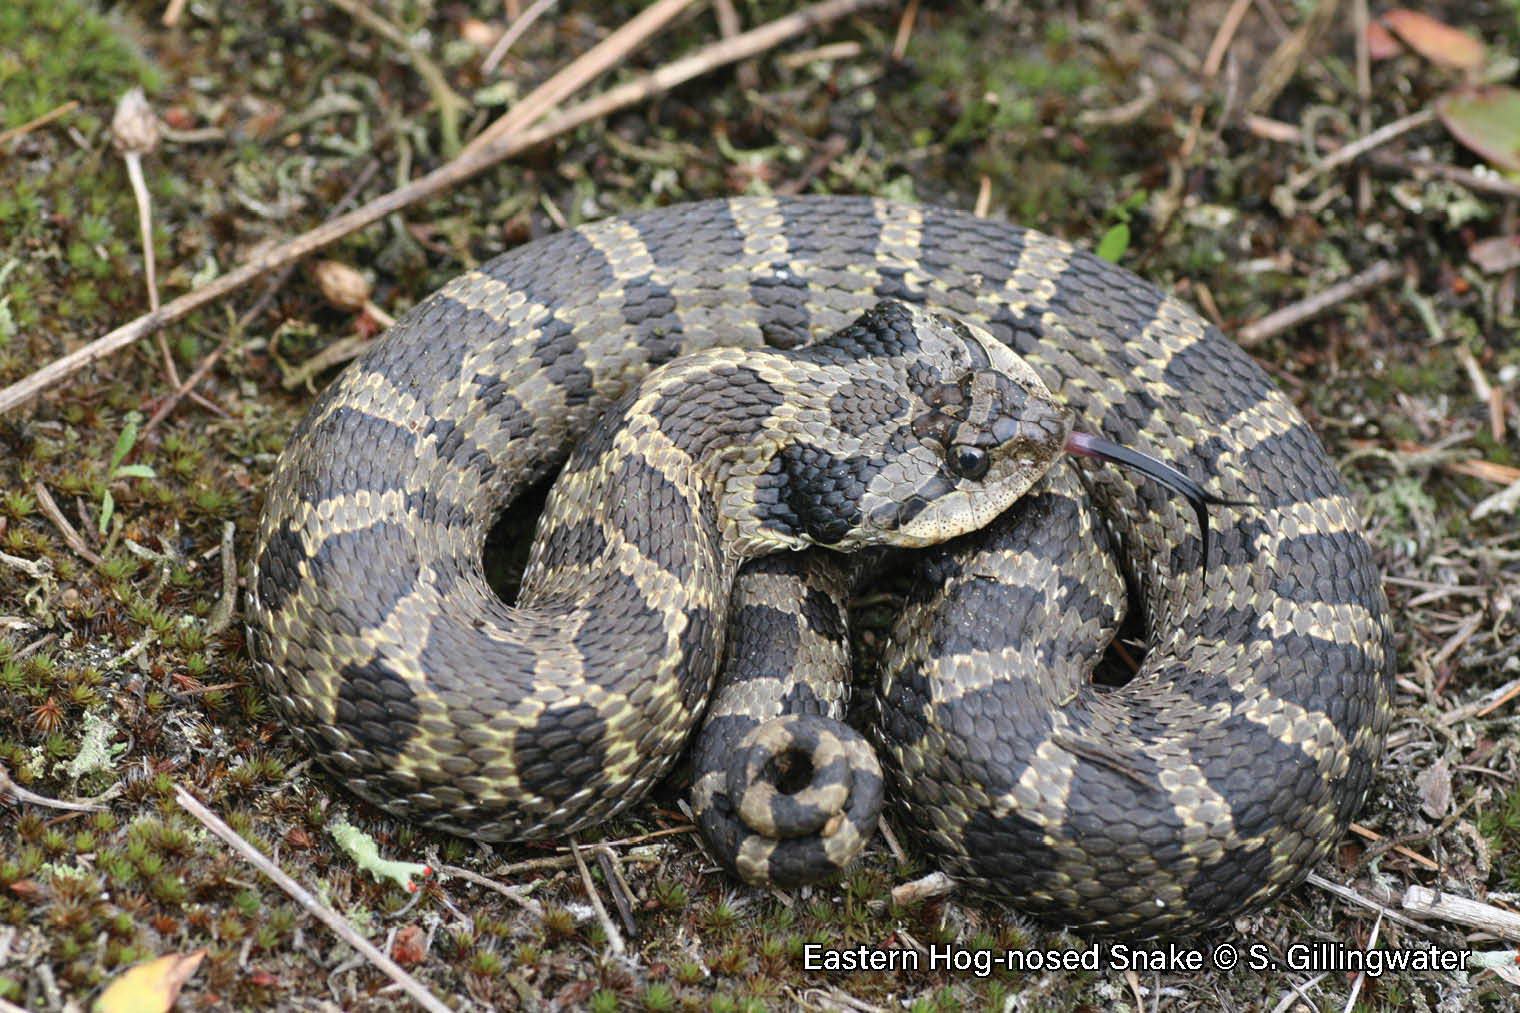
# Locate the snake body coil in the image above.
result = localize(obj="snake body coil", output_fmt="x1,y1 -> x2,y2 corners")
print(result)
248,196 -> 1394,936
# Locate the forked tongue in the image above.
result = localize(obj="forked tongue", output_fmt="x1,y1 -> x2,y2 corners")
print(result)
1065,431 -> 1236,569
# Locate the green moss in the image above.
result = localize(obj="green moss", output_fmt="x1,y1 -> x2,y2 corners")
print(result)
1480,784 -> 1520,890
1,491 -> 32,518
98,555 -> 133,581
541,904 -> 575,940
703,897 -> 740,933
707,943 -> 749,977
99,851 -> 135,889
468,949 -> 502,975
149,873 -> 187,905
651,878 -> 689,911
0,0 -> 160,131
639,982 -> 677,1012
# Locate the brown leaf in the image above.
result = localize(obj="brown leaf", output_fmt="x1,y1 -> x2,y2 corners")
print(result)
1470,236 -> 1520,274
1365,20 -> 1402,61
1382,10 -> 1485,70
95,949 -> 207,1013
1415,758 -> 1451,820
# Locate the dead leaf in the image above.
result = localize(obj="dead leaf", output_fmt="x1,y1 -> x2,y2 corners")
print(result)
1382,10 -> 1486,70
95,949 -> 207,1013
1415,759 -> 1452,820
1437,87 -> 1520,172
1470,236 -> 1520,274
1365,20 -> 1402,61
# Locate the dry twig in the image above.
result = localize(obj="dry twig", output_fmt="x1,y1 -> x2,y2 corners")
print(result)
204,521 -> 237,637
1282,108 -> 1438,194
1403,884 -> 1520,940
481,0 -> 560,75
1236,260 -> 1402,346
891,0 -> 918,62
0,100 -> 79,146
31,481 -> 102,568
1304,872 -> 1431,934
568,835 -> 625,956
1349,821 -> 1439,871
1,763 -> 107,814
458,0 -> 698,161
435,862 -> 545,918
713,0 -> 760,91
1352,0 -> 1373,211
175,786 -> 453,1013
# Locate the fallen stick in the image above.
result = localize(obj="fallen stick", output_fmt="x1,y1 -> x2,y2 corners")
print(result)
1235,260 -> 1402,346
1403,884 -> 1520,940
175,786 -> 453,1013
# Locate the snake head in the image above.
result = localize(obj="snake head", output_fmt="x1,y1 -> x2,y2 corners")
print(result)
852,303 -> 1074,548
720,302 -> 1071,555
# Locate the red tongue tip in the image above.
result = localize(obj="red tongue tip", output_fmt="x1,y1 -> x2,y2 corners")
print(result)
1066,431 -> 1099,457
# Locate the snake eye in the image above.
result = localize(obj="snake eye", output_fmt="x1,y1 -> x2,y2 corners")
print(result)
947,444 -> 989,480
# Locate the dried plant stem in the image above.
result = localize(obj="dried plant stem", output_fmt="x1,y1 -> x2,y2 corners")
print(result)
123,154 -> 159,315
458,0 -> 699,161
175,786 -> 453,1013
482,0 -> 561,74
569,835 -> 625,956
0,100 -> 79,145
1236,260 -> 1402,346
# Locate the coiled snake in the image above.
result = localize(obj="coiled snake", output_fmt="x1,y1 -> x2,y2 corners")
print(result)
247,196 -> 1393,936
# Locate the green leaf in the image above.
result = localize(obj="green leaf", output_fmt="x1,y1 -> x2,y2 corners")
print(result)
1115,189 -> 1148,218
98,490 -> 115,536
113,464 -> 156,480
1437,86 -> 1520,173
1096,223 -> 1130,263
108,411 -> 142,475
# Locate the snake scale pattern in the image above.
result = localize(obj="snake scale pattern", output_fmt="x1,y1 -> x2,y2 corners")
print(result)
247,196 -> 1395,936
